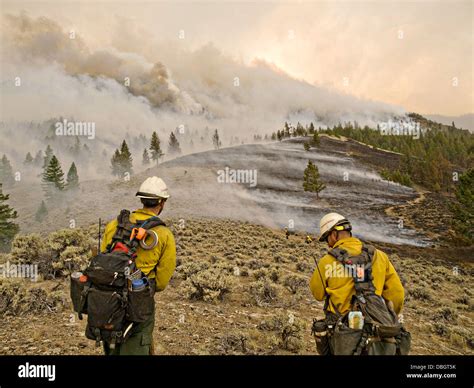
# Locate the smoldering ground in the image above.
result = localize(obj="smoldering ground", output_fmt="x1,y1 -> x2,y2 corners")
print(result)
7,138 -> 427,247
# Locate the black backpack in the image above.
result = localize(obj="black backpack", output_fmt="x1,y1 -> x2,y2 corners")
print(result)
313,244 -> 411,355
70,209 -> 165,349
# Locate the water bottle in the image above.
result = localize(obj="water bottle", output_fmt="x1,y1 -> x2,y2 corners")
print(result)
131,277 -> 148,292
70,271 -> 85,313
348,311 -> 364,330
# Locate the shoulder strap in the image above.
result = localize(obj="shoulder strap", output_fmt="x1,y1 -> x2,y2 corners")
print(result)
108,209 -> 135,250
136,215 -> 166,230
351,243 -> 377,306
321,248 -> 350,317
327,243 -> 378,309
328,247 -> 350,263
133,214 -> 166,277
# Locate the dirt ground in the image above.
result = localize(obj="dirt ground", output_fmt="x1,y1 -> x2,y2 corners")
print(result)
1,218 -> 472,355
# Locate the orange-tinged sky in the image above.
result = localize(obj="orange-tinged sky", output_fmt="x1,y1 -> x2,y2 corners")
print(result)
2,0 -> 473,116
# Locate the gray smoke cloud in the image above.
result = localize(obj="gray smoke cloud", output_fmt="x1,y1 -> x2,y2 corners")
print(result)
0,12 -> 406,181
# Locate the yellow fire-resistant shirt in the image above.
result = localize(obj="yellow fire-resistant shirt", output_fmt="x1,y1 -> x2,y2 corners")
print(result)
101,208 -> 176,291
309,237 -> 404,315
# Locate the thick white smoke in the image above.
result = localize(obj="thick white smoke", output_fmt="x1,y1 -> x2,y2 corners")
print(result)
0,12 -> 405,180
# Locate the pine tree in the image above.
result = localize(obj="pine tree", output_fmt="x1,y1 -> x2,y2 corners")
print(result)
212,129 -> 222,150
0,183 -> 19,251
149,131 -> 163,163
304,142 -> 311,151
111,149 -> 122,177
119,140 -> 133,175
66,162 -> 79,189
24,152 -> 34,165
110,140 -> 133,177
0,155 -> 14,186
42,155 -> 65,198
35,200 -> 48,222
34,150 -> 43,166
277,130 -> 283,141
452,168 -> 474,243
308,122 -> 315,134
312,132 -> 320,147
168,132 -> 181,155
296,122 -> 305,136
42,145 -> 54,170
303,160 -> 326,199
283,122 -> 291,138
142,148 -> 150,165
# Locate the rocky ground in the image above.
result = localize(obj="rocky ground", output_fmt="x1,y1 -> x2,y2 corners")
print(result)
0,218 -> 472,355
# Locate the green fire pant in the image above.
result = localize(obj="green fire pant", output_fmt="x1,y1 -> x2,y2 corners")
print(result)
103,310 -> 155,356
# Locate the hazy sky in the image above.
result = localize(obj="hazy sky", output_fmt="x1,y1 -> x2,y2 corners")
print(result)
1,0 -> 473,116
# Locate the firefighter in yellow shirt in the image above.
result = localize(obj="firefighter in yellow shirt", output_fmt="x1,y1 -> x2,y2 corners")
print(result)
309,213 -> 406,355
101,176 -> 176,355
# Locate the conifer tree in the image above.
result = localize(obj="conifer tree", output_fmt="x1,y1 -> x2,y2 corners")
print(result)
312,132 -> 320,147
119,140 -> 133,175
168,132 -> 181,155
42,155 -> 65,198
212,129 -> 222,150
0,183 -> 19,251
0,155 -> 14,186
149,131 -> 164,163
303,160 -> 326,199
35,200 -> 48,222
66,162 -> 79,189
24,152 -> 34,165
142,148 -> 150,165
42,145 -> 54,171
452,168 -> 474,243
34,150 -> 43,166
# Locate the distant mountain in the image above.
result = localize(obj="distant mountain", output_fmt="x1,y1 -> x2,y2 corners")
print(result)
426,113 -> 474,132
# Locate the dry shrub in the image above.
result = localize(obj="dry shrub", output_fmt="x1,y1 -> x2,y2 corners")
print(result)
408,286 -> 433,302
432,322 -> 449,336
10,229 -> 94,279
253,268 -> 267,280
454,295 -> 470,306
283,274 -> 307,294
181,267 -> 234,302
10,234 -> 49,266
449,326 -> 473,349
216,334 -> 247,354
433,307 -> 458,323
0,278 -> 66,316
249,280 -> 278,306
258,311 -> 305,353
177,261 -> 210,280
269,267 -> 280,282
296,261 -> 311,273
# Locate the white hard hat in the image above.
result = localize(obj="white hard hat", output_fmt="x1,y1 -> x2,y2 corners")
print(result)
318,212 -> 351,242
136,176 -> 170,199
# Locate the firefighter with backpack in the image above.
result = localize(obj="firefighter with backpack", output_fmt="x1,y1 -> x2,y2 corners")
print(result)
70,176 -> 176,355
309,213 -> 411,355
